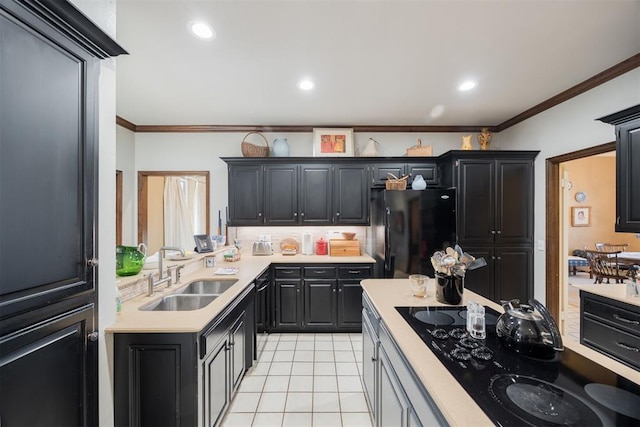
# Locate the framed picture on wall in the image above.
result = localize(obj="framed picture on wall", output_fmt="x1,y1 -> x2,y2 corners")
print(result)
571,206 -> 591,227
312,128 -> 354,157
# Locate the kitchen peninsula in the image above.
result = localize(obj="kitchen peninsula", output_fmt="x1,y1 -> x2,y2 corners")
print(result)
107,251 -> 374,426
361,279 -> 640,426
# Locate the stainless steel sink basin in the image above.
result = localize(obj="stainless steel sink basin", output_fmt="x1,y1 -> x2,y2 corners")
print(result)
139,294 -> 218,311
176,279 -> 238,295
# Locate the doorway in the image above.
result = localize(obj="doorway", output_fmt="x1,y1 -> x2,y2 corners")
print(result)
545,141 -> 615,323
138,171 -> 210,254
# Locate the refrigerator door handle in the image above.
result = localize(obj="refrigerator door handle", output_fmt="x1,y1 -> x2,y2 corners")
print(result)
384,207 -> 391,272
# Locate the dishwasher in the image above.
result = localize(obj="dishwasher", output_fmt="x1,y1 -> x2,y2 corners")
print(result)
254,268 -> 271,361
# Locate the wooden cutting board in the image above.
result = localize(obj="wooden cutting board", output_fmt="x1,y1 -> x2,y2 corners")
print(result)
329,239 -> 360,256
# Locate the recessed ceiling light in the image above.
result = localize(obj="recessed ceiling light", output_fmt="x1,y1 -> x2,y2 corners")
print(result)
189,21 -> 215,40
458,80 -> 476,91
298,79 -> 315,91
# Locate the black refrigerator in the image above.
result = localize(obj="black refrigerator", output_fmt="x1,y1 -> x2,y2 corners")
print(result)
372,189 -> 457,278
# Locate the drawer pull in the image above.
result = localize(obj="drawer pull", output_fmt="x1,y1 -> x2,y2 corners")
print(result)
614,341 -> 639,352
613,314 -> 639,325
282,270 -> 294,274
314,270 -> 326,274
348,270 -> 360,274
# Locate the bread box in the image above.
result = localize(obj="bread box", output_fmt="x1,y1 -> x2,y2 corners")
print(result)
329,239 -> 360,256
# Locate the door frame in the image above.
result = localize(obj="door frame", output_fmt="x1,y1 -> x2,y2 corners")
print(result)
545,141 -> 615,319
137,171 -> 211,246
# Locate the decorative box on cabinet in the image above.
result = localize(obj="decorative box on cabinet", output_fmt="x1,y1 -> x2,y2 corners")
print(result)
597,104 -> 640,233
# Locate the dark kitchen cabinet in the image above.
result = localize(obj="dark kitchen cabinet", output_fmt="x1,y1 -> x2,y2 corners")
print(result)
464,246 -> 533,303
304,280 -> 337,327
114,286 -> 255,427
300,165 -> 333,224
580,291 -> 640,371
597,105 -> 640,232
371,161 -> 438,187
255,269 -> 271,333
224,158 -> 369,225
271,263 -> 371,332
274,279 -> 303,329
265,164 -> 298,224
228,164 -> 264,225
334,164 -> 370,224
439,151 -> 538,303
0,1 -> 125,426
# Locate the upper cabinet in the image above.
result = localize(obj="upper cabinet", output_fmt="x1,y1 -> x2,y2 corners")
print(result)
597,105 -> 640,233
224,159 -> 367,226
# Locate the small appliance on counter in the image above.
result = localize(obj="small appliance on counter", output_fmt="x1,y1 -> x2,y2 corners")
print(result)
252,235 -> 273,256
301,232 -> 314,255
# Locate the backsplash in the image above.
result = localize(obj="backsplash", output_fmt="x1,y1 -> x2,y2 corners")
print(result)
234,225 -> 369,254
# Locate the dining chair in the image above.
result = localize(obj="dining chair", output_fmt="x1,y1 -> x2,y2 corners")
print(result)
584,250 -> 628,284
594,243 -> 629,253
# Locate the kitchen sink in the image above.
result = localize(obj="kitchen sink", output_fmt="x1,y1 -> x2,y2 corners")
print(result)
139,294 -> 218,311
176,279 -> 238,295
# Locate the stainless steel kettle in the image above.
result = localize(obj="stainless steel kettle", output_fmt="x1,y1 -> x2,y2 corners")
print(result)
495,299 -> 564,359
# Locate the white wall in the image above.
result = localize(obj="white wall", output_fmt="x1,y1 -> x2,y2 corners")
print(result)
69,1 -> 118,425
116,126 -> 136,245
498,68 -> 640,301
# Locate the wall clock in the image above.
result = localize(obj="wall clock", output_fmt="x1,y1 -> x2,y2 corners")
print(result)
575,192 -> 586,203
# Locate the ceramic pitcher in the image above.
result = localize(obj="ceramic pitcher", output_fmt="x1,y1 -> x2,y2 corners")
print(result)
272,137 -> 290,157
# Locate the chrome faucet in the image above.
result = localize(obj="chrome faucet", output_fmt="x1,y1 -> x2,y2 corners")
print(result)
158,246 -> 185,280
147,246 -> 185,296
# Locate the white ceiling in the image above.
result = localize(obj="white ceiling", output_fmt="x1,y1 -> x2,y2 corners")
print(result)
115,0 -> 640,127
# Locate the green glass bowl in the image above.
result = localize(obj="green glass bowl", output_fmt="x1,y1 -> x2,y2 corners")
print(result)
116,245 -> 146,276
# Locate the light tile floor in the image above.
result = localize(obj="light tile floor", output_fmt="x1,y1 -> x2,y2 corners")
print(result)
565,273 -> 595,342
221,333 -> 372,427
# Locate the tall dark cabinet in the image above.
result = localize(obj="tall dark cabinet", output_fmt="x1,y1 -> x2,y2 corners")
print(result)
597,104 -> 640,233
0,1 -> 125,425
440,151 -> 538,303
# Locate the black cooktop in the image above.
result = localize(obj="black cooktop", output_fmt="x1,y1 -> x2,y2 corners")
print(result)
396,306 -> 640,426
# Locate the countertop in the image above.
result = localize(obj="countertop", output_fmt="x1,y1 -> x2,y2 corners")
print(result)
360,279 -> 640,427
570,282 -> 640,308
106,252 -> 374,334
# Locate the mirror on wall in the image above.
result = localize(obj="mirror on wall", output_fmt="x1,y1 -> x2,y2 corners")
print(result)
138,171 -> 210,254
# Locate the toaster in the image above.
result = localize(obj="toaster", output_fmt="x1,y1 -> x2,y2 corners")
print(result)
252,241 -> 273,256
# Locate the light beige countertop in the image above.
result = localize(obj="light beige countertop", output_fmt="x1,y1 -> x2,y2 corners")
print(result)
107,252 -> 374,334
570,283 -> 640,308
361,279 -> 640,427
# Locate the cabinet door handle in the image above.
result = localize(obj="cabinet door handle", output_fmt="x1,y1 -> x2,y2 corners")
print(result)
497,256 -> 502,260
336,212 -> 340,216
258,212 -> 263,217
614,341 -> 639,352
301,212 -> 305,217
371,356 -> 376,362
333,289 -> 336,293
613,314 -> 639,325
491,230 -> 496,234
339,288 -> 343,293
294,212 -> 298,217
496,230 -> 502,235
87,332 -> 99,342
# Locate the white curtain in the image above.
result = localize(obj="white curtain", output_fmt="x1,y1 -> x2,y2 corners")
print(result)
164,177 -> 194,250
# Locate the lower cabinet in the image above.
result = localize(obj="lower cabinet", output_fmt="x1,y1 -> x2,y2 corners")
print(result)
272,263 -> 371,332
114,286 -> 255,427
580,291 -> 640,371
362,294 -> 447,427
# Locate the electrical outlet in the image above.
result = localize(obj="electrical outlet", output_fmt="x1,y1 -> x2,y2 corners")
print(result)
636,233 -> 640,239
537,240 -> 545,251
